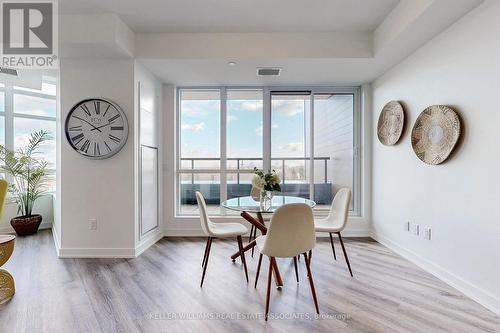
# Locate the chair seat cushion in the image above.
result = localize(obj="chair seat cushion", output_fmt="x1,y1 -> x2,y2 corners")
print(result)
255,235 -> 306,258
314,219 -> 343,232
209,222 -> 248,238
256,235 -> 266,252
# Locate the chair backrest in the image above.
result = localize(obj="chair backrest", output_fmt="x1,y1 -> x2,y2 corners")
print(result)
250,186 -> 260,201
0,179 -> 7,221
325,188 -> 352,231
261,203 -> 315,258
195,191 -> 212,236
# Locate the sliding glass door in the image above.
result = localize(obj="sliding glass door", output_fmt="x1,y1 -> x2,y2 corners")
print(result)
177,87 -> 359,216
270,92 -> 311,199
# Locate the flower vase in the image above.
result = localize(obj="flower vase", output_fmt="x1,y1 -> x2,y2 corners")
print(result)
260,190 -> 274,210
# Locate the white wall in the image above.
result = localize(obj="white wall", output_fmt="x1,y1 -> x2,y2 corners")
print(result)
59,58 -> 136,257
371,0 -> 500,315
134,62 -> 164,255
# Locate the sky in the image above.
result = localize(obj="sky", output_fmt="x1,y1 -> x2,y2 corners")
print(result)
0,82 -> 57,177
180,93 -> 309,166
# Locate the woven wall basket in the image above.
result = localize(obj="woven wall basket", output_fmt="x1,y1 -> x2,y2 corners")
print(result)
411,105 -> 461,165
377,101 -> 405,146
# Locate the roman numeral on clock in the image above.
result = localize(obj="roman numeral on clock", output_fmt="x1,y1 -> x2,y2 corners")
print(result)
81,104 -> 91,116
109,134 -> 120,143
81,139 -> 91,153
94,101 -> 100,115
93,142 -> 100,156
72,133 -> 84,145
103,104 -> 111,117
69,125 -> 82,131
108,114 -> 120,123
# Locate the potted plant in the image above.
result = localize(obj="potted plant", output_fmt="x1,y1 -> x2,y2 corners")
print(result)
0,130 -> 51,236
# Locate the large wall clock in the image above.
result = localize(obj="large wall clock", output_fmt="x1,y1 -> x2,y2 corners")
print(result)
65,98 -> 129,159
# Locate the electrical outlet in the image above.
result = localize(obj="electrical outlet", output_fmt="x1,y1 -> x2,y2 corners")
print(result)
424,227 -> 431,240
412,224 -> 420,236
89,219 -> 97,230
405,221 -> 410,232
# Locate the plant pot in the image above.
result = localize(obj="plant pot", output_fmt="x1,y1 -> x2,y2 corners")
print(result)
10,215 -> 42,236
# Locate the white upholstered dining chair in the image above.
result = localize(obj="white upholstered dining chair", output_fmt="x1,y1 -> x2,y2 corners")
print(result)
254,203 -> 319,320
196,191 -> 249,287
314,188 -> 353,277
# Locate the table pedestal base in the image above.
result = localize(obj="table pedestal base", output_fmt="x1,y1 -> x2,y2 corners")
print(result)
231,212 -> 283,287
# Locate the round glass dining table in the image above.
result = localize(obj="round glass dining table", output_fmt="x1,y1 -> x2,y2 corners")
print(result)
221,195 -> 316,213
221,195 -> 316,287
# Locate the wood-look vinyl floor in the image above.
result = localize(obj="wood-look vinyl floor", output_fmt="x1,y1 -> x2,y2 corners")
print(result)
0,230 -> 499,333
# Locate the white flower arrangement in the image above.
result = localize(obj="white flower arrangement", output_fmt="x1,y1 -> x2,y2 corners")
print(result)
251,167 -> 281,192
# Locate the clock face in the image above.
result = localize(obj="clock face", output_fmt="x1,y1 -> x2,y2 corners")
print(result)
65,98 -> 129,159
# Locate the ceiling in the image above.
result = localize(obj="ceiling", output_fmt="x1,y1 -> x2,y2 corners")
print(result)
59,0 -> 399,33
139,58 -> 379,86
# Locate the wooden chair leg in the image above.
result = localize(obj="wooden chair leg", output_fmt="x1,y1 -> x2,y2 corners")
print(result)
337,232 -> 353,277
303,252 -> 319,314
255,253 -> 263,288
251,224 -> 257,257
329,232 -> 337,261
237,236 -> 249,283
293,256 -> 299,283
200,237 -> 213,287
248,225 -> 254,243
265,256 -> 274,321
305,250 -> 312,278
202,237 -> 210,267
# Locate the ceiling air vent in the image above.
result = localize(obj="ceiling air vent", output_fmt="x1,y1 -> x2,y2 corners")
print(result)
0,67 -> 18,76
257,67 -> 281,76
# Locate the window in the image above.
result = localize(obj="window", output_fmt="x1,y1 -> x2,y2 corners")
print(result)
0,78 -> 57,192
177,87 -> 359,216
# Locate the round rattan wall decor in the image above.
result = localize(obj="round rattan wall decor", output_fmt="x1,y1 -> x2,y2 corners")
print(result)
377,101 -> 405,145
411,105 -> 461,165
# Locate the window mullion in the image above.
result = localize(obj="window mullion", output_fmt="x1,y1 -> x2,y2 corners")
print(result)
220,88 -> 227,208
263,88 -> 271,171
4,85 -> 14,185
309,95 -> 315,202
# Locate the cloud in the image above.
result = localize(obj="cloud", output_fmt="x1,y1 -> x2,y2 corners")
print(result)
227,115 -> 238,122
181,100 -> 219,117
281,142 -> 304,152
240,101 -> 262,112
255,123 -> 278,137
181,122 -> 205,132
272,100 -> 305,117
255,126 -> 263,137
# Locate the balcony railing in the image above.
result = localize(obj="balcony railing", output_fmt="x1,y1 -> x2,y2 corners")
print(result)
180,157 -> 330,184
179,157 -> 333,205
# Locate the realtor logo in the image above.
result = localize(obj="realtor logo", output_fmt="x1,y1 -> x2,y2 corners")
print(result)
1,0 -> 58,68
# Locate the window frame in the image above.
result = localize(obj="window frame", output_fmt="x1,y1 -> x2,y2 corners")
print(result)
0,80 -> 57,193
175,86 -> 361,217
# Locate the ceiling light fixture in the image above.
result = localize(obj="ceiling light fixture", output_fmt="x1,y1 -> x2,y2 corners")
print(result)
228,61 -> 237,66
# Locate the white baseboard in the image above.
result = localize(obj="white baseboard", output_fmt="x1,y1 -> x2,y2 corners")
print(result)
57,247 -> 137,258
51,226 -> 61,257
135,230 -> 164,257
372,232 -> 500,316
0,221 -> 52,234
164,227 -> 371,237
55,230 -> 164,259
